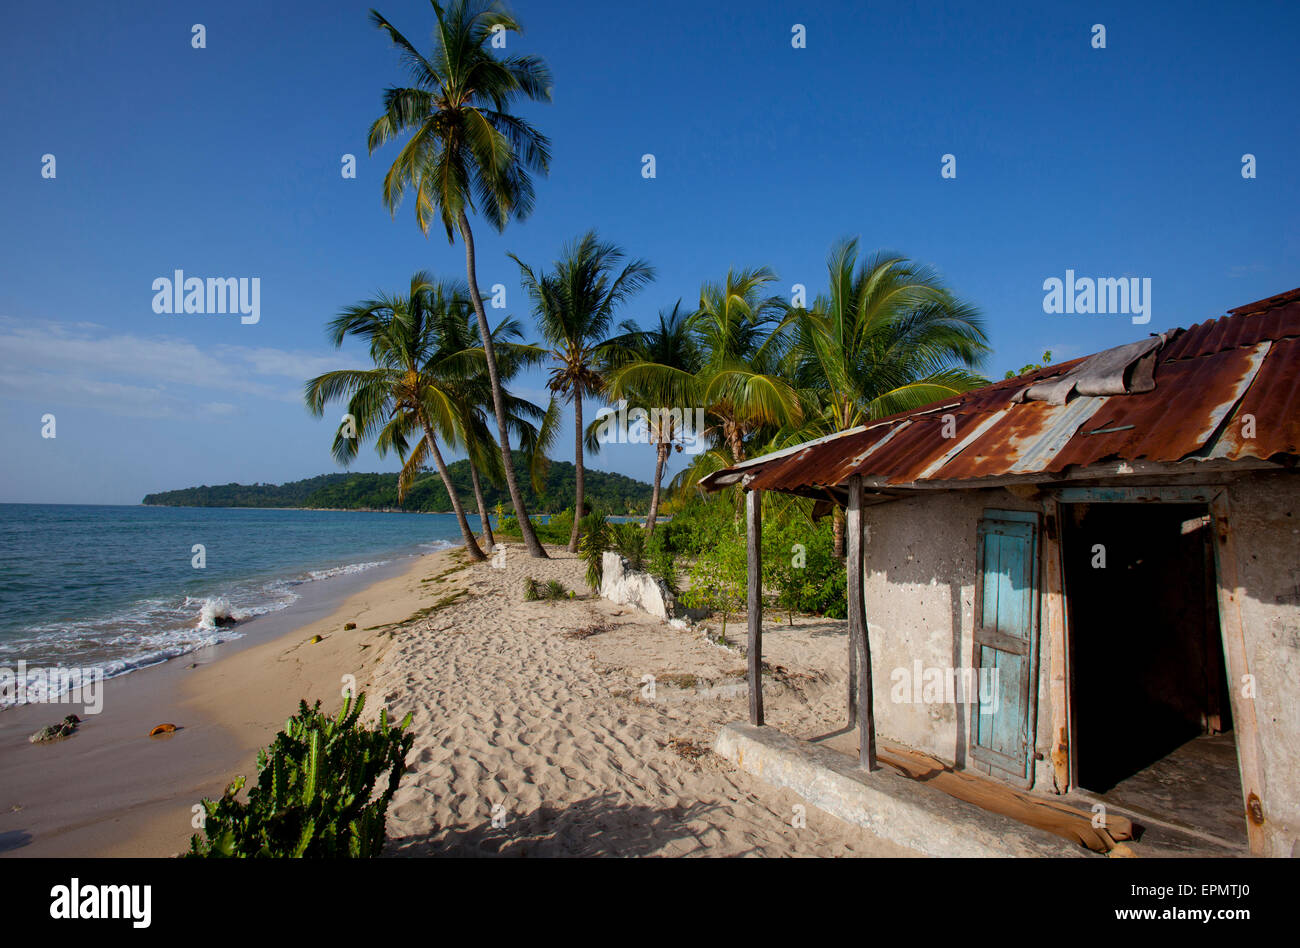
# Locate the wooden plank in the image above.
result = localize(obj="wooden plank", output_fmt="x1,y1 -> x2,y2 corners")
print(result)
746,488 -> 764,726
1041,499 -> 1071,793
847,475 -> 877,770
1053,485 -> 1220,505
1209,493 -> 1266,854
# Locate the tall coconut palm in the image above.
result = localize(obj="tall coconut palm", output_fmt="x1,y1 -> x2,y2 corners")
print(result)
368,0 -> 553,558
304,272 -> 487,561
600,301 -> 702,534
429,303 -> 556,550
789,238 -> 990,553
630,267 -> 801,494
511,231 -> 654,551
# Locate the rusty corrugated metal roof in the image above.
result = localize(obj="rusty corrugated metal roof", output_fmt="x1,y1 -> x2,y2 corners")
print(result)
701,288 -> 1300,495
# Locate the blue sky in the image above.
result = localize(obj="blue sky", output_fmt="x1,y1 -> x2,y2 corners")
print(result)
1,0 -> 1296,505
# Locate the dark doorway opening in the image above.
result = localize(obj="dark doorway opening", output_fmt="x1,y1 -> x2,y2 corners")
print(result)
1062,501 -> 1244,843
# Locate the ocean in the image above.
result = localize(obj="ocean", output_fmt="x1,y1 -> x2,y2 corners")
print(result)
0,504 -> 473,705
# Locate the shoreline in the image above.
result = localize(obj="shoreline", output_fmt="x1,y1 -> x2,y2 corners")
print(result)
0,547 -> 463,857
4,538 -> 902,858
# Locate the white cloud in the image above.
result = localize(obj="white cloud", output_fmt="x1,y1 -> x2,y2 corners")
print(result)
0,316 -> 362,419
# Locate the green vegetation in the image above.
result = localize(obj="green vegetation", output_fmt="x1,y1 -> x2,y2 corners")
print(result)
664,493 -> 848,637
646,531 -> 679,597
141,473 -> 353,508
142,456 -> 652,514
522,576 -> 573,601
513,230 -> 655,551
367,0 -> 554,558
305,272 -> 531,561
599,301 -> 701,534
1005,350 -> 1053,379
287,2 -> 991,583
577,512 -> 609,590
188,693 -> 413,858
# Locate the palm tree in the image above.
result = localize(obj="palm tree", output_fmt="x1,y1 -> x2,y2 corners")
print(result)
601,302 -> 702,534
511,231 -> 654,552
304,272 -> 488,561
788,238 -> 989,553
368,0 -> 553,558
429,303 -> 556,550
691,267 -> 803,465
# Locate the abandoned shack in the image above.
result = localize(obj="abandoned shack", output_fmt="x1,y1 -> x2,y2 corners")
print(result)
701,287 -> 1300,857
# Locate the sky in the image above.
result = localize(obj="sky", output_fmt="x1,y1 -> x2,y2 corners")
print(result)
1,0 -> 1297,505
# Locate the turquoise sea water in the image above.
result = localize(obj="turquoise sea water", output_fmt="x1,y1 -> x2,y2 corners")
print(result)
0,504 -> 472,700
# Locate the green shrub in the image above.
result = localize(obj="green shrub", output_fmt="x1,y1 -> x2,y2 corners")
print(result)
524,576 -> 571,601
681,527 -> 748,643
647,532 -> 679,596
610,521 -> 646,572
657,493 -> 736,555
578,512 -> 609,590
188,693 -> 413,858
759,510 -> 847,619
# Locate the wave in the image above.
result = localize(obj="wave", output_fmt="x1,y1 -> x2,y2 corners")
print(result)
0,556 -> 401,710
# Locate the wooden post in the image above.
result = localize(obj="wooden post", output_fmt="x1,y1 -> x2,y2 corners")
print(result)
1041,498 -> 1070,793
1209,493 -> 1266,855
746,487 -> 764,726
847,475 -> 877,770
848,564 -> 858,725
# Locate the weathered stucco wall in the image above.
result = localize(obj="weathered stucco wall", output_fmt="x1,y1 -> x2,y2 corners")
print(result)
1224,471 -> 1300,857
860,488 -> 1043,771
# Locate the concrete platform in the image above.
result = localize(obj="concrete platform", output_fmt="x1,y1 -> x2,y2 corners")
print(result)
716,722 -> 1091,858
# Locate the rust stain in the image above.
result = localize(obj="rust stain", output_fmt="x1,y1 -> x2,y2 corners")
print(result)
1247,791 -> 1265,826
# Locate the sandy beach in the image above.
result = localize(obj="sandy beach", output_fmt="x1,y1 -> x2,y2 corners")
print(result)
1,541 -> 910,858
371,544 -> 910,857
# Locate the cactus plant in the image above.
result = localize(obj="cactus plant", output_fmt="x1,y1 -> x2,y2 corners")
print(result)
188,692 -> 413,858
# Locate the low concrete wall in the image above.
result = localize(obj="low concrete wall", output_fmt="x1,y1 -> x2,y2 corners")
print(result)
715,722 -> 1088,858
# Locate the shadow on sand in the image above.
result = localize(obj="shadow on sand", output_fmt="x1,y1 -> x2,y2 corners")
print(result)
384,792 -> 741,857
0,830 -> 33,854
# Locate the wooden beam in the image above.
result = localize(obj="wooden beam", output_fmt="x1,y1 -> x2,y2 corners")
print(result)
1041,499 -> 1070,793
746,487 -> 764,726
1209,493 -> 1267,855
847,475 -> 877,770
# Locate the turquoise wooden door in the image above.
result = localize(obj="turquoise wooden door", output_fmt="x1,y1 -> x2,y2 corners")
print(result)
970,510 -> 1040,786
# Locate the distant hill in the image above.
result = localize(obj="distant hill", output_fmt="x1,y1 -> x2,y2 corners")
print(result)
142,455 -> 654,515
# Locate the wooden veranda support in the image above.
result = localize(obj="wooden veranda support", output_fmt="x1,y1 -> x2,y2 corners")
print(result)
846,475 -> 878,770
745,486 -> 764,726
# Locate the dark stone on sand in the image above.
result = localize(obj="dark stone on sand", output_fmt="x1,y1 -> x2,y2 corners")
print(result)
29,714 -> 82,744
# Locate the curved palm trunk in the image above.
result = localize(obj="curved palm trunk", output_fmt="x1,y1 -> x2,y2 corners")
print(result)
468,456 -> 496,548
457,210 -> 548,558
418,415 -> 486,561
568,394 -> 583,553
645,439 -> 670,535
